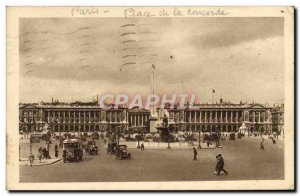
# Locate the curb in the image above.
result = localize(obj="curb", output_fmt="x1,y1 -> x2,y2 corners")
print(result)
20,159 -> 62,167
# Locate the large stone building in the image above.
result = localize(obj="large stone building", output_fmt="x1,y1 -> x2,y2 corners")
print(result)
271,104 -> 284,135
19,101 -> 275,134
157,102 -> 273,133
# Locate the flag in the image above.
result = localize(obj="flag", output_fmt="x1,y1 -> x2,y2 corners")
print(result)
152,64 -> 155,69
213,89 -> 215,93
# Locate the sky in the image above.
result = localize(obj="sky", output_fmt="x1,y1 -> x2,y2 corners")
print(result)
19,17 -> 284,104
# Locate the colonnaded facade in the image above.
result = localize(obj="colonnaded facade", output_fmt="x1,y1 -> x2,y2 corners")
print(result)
161,102 -> 273,133
19,101 -> 275,134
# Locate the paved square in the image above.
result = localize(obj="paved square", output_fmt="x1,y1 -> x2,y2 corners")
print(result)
20,137 -> 284,182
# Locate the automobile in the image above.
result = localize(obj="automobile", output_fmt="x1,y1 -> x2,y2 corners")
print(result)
237,133 -> 242,139
30,131 -> 49,140
144,134 -> 154,142
91,132 -> 100,140
115,145 -> 131,160
125,135 -> 137,141
229,133 -> 236,140
85,140 -> 98,155
204,133 -> 220,142
62,138 -> 83,163
186,135 -> 197,142
107,142 -> 118,154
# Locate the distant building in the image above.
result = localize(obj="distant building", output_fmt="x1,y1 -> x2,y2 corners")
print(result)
19,100 -> 274,134
161,102 -> 273,133
271,104 -> 284,135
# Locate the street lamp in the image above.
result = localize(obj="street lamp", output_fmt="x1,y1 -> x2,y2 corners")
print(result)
137,128 -> 141,148
198,129 -> 201,149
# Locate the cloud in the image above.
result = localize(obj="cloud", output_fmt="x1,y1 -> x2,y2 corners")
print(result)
19,17 -> 284,104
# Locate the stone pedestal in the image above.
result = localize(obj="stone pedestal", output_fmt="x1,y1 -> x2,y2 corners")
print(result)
149,117 -> 158,133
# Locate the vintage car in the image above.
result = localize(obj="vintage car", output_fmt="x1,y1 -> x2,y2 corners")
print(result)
62,139 -> 83,163
237,132 -> 242,139
144,134 -> 154,142
229,133 -> 236,140
91,132 -> 100,140
85,140 -> 98,155
115,145 -> 131,160
107,142 -> 118,154
125,135 -> 137,141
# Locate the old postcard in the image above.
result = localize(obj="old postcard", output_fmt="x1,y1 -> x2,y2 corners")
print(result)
6,6 -> 294,190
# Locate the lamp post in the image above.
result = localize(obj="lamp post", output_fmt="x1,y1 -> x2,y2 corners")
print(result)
117,126 -> 120,146
198,129 -> 201,149
137,128 -> 141,148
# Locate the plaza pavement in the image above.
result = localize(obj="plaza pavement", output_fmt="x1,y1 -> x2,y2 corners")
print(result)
19,135 -> 284,182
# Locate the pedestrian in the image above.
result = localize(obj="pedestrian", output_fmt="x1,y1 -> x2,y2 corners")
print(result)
207,141 -> 210,147
217,154 -> 228,175
214,155 -> 220,175
193,147 -> 197,161
55,144 -> 59,158
260,138 -> 265,150
272,138 -> 276,144
141,143 -> 144,151
38,150 -> 42,163
28,153 -> 34,167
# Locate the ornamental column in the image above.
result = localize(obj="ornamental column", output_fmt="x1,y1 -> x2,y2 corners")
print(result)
199,111 -> 202,123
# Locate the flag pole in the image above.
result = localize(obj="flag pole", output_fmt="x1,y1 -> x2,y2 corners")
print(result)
212,89 -> 215,104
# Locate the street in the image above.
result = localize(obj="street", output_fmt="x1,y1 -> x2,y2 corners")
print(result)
20,137 -> 284,182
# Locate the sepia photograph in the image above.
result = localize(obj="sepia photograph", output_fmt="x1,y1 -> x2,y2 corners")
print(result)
6,6 -> 294,190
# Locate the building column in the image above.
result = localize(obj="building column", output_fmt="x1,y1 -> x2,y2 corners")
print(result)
89,111 -> 91,123
47,111 -> 50,123
68,111 -> 70,123
141,115 -> 144,126
253,111 -> 255,123
134,115 -> 136,126
225,111 -> 228,123
205,111 -> 207,123
220,111 -> 223,123
230,111 -> 233,123
258,111 -> 261,123
199,111 -> 202,123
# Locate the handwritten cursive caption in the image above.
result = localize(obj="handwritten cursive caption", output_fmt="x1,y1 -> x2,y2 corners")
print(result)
71,7 -> 230,17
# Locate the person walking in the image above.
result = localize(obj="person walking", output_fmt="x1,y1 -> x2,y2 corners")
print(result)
260,138 -> 265,150
55,144 -> 59,158
214,155 -> 220,175
141,143 -> 144,151
28,153 -> 35,167
217,154 -> 228,175
193,147 -> 198,161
